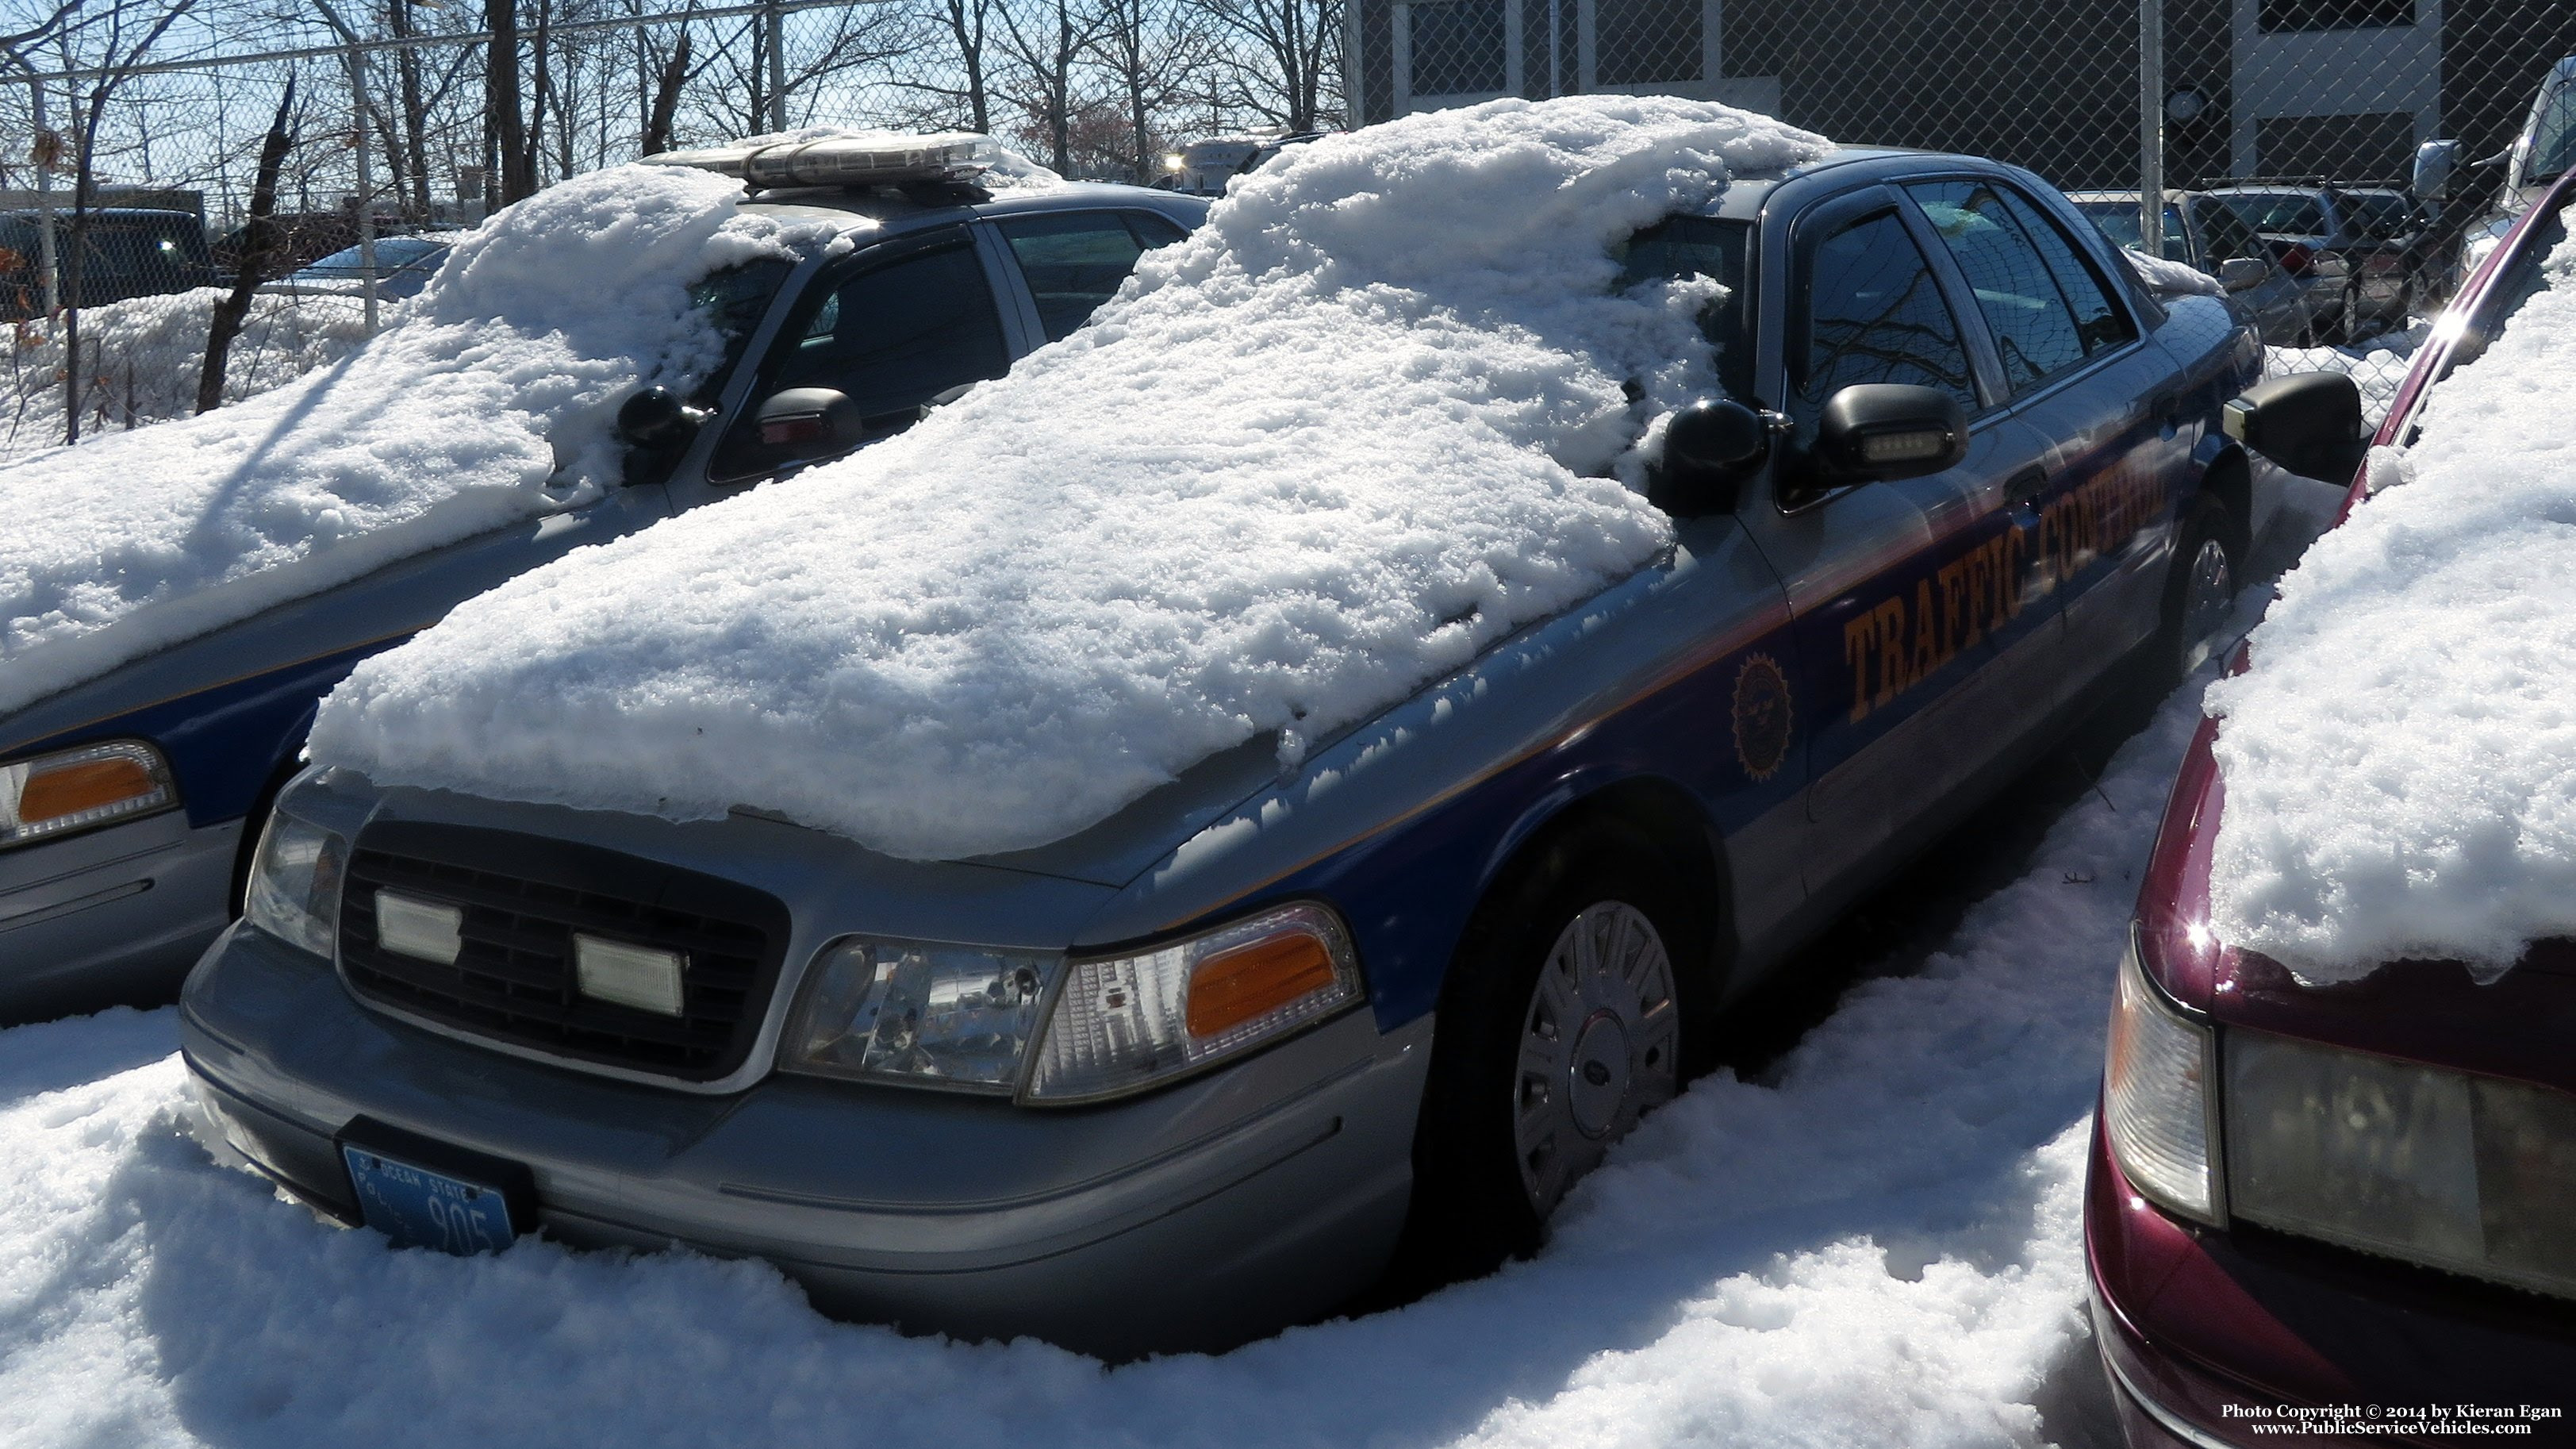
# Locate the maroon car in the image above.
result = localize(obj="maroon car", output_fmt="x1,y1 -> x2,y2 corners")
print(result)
2086,171 -> 2576,1446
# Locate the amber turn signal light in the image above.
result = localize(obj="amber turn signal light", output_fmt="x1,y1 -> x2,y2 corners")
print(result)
1187,932 -> 1339,1040
20,754 -> 162,824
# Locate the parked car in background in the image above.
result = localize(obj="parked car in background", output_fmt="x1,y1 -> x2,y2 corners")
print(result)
179,131 -> 2275,1358
0,208 -> 217,319
2436,54 -> 2576,281
2067,189 -> 2313,344
212,211 -> 385,282
2197,183 -> 2407,342
1158,129 -> 1328,195
0,138 -> 1204,1022
2086,167 -> 2576,1447
260,234 -> 461,302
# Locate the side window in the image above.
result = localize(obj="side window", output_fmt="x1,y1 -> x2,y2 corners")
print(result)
1906,180 -> 2088,392
1793,208 -> 1979,430
996,211 -> 1181,342
1996,189 -> 2137,356
709,238 -> 1008,482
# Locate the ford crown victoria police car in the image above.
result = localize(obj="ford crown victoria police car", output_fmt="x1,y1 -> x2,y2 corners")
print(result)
182,145 -> 2273,1355
0,140 -> 1202,1020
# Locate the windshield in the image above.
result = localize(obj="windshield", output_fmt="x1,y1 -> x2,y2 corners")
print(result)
684,256 -> 794,405
294,236 -> 450,277
2206,192 -> 2326,238
2075,200 -> 2186,257
2530,74 -> 2576,184
1613,216 -> 1756,401
2344,192 -> 2413,237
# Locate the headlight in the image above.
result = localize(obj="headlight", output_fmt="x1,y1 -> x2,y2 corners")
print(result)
0,739 -> 179,848
1024,901 -> 1362,1103
243,808 -> 351,959
2226,1032 -> 2576,1303
782,936 -> 1056,1091
2102,922 -> 2221,1224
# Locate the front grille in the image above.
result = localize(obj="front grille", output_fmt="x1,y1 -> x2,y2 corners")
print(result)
337,821 -> 790,1082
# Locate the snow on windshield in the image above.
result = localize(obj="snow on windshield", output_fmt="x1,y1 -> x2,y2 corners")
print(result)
311,96 -> 1829,861
0,163 -> 820,718
2206,217 -> 2576,983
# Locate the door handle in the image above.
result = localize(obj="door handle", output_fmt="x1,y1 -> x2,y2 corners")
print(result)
2005,467 -> 2049,506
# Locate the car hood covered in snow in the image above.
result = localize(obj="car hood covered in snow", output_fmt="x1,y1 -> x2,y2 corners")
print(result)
2205,216 -> 2576,985
0,163 -> 824,719
309,96 -> 1829,863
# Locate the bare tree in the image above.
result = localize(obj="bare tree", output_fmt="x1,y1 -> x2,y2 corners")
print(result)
996,0 -> 1104,173
1193,0 -> 1338,134
641,25 -> 697,153
485,0 -> 535,202
198,75 -> 296,413
54,0 -> 199,444
1092,0 -> 1207,181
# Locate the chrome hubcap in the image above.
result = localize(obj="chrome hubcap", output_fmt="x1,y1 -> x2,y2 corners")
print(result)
2179,536 -> 2234,670
1512,901 -> 1679,1219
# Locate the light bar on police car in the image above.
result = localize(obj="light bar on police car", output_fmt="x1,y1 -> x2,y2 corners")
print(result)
646,132 -> 983,189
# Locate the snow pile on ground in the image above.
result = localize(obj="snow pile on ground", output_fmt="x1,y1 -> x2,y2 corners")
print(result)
2266,323 -> 2422,429
311,95 -> 1830,862
0,671 -> 2217,1448
0,163 -> 824,719
0,287 -> 374,463
2208,225 -> 2576,982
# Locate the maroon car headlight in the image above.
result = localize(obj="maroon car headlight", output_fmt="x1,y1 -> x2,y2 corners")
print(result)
2103,922 -> 2221,1224
2225,1032 -> 2576,1303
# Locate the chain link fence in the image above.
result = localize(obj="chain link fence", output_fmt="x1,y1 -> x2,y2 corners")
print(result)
1359,0 -> 2576,410
0,0 -> 1334,455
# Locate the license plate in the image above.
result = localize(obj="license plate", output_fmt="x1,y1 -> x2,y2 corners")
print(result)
342,1143 -> 517,1255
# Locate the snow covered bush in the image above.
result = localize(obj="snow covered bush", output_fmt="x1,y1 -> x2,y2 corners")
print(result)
0,163 -> 823,718
2208,220 -> 2576,982
0,288 -> 374,463
310,95 -> 1831,861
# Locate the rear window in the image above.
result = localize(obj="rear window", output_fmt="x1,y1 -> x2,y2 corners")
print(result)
2207,192 -> 2327,238
2075,201 -> 2186,258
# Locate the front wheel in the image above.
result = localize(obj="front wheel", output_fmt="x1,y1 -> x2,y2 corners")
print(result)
2155,493 -> 2240,686
1403,831 -> 1710,1280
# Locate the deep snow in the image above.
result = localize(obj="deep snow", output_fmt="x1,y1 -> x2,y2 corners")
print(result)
0,654 -> 2229,1449
309,96 -> 1830,862
2209,223 -> 2576,982
0,163 -> 829,719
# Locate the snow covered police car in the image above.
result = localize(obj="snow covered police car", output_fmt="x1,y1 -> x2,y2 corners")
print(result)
179,99 -> 2272,1355
0,134 -> 1201,1020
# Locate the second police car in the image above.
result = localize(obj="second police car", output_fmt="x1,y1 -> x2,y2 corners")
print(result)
0,137 -> 1204,1020
181,140 -> 2274,1355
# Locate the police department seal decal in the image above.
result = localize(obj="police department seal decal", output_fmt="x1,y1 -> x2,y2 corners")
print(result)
1732,652 -> 1793,782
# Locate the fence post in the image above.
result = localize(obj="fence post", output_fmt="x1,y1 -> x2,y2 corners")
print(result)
344,44 -> 379,333
2138,0 -> 2163,258
765,0 -> 786,133
26,76 -> 58,317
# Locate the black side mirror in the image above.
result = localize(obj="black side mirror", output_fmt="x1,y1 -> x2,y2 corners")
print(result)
1657,398 -> 1770,516
1813,383 -> 1968,483
616,386 -> 704,449
2223,372 -> 2366,484
754,387 -> 863,461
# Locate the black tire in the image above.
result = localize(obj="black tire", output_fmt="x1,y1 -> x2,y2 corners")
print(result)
1400,822 -> 1715,1282
2153,492 -> 2240,689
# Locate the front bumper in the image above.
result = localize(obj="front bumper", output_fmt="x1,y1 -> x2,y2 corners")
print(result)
0,809 -> 242,1020
2083,1114 -> 2576,1447
182,923 -> 1430,1358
